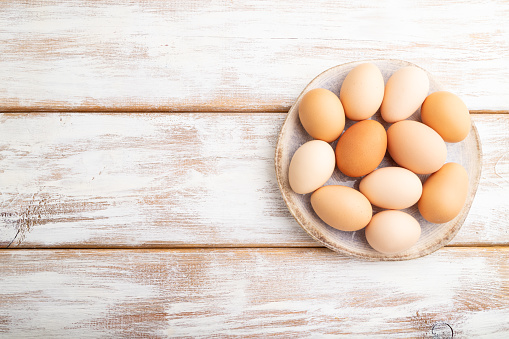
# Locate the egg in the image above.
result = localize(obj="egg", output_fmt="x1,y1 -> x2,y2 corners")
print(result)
288,140 -> 335,194
359,167 -> 423,209
381,66 -> 429,123
365,210 -> 421,254
387,120 -> 447,174
421,91 -> 471,143
298,88 -> 345,142
335,120 -> 387,177
311,185 -> 372,232
339,63 -> 385,120
418,162 -> 469,223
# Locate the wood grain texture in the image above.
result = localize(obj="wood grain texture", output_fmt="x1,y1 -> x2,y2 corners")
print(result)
0,112 -> 506,248
0,248 -> 507,338
0,1 -> 508,112
1,1 -> 507,337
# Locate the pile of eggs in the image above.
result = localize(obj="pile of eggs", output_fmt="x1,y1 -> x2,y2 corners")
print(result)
289,63 -> 471,255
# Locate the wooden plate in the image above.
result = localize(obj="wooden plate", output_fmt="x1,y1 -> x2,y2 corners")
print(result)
275,59 -> 482,261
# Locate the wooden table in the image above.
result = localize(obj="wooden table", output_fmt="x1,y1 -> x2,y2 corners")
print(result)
1,1 -> 508,337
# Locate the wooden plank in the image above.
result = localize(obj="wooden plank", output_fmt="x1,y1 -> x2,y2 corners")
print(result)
0,113 -> 507,248
0,247 -> 507,337
0,1 -> 508,112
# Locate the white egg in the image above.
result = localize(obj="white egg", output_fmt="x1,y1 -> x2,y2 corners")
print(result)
288,140 -> 335,194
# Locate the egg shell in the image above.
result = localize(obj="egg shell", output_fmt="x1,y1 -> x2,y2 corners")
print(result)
381,66 -> 430,123
418,162 -> 469,223
288,140 -> 335,194
339,63 -> 385,121
298,88 -> 345,142
387,120 -> 447,174
311,185 -> 372,232
335,120 -> 387,177
359,167 -> 423,209
365,210 -> 421,254
421,91 -> 471,143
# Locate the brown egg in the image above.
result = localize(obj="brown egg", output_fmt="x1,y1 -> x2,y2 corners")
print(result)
339,63 -> 385,121
418,162 -> 469,223
311,185 -> 372,232
387,120 -> 447,174
365,210 -> 421,254
298,88 -> 345,142
335,120 -> 387,177
421,91 -> 471,143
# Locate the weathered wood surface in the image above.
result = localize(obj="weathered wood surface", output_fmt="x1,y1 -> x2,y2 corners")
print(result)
0,1 -> 508,112
0,248 -> 507,338
0,113 -> 506,248
1,0 -> 508,336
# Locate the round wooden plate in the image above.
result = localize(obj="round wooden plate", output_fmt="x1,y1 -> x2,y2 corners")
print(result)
275,59 -> 482,261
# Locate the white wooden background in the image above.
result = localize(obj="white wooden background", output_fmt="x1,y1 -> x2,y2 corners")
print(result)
0,1 -> 508,338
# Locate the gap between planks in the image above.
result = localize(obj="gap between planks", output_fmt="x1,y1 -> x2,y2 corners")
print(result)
3,245 -> 509,251
0,108 -> 507,114
1,245 -> 508,252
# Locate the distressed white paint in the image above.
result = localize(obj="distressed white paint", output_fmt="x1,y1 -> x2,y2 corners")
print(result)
0,1 -> 508,111
0,248 -> 507,337
0,113 -> 507,248
461,115 -> 509,243
0,1 -> 507,337
0,258 -> 156,338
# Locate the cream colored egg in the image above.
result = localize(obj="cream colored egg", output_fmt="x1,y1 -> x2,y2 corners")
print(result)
365,210 -> 421,254
311,185 -> 372,232
359,167 -> 423,209
381,66 -> 429,123
288,140 -> 335,194
340,63 -> 385,121
387,120 -> 447,174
